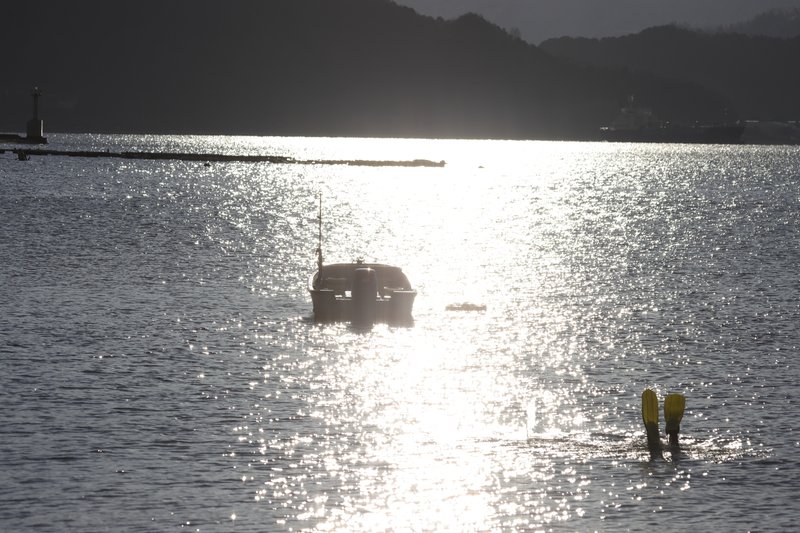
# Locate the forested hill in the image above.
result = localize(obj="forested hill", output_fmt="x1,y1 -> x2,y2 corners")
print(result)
1,0 -> 737,139
541,25 -> 800,122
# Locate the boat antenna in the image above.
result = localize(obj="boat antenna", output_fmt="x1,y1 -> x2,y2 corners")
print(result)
317,193 -> 324,277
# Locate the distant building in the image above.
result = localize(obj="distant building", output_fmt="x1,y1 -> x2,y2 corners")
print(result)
26,87 -> 46,143
0,87 -> 47,144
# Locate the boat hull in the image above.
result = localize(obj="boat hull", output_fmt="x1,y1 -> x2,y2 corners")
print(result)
308,263 -> 416,325
310,288 -> 416,325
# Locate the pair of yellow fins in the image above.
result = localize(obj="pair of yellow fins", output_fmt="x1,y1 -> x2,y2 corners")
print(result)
642,389 -> 685,454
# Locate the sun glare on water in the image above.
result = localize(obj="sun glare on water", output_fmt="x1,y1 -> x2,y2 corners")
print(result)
201,136 -> 774,531
253,140 -> 626,530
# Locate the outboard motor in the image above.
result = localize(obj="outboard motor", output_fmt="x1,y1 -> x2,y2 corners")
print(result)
352,268 -> 378,327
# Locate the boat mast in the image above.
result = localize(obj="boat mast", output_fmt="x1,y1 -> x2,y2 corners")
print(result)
317,193 -> 324,278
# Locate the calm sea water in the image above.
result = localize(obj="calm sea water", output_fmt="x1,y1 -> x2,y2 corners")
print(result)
1,134 -> 799,532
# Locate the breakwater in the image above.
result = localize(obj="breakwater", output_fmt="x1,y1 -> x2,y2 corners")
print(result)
4,147 -> 445,167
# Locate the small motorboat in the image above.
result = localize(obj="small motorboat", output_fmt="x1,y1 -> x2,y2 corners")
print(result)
308,260 -> 416,325
308,195 -> 416,326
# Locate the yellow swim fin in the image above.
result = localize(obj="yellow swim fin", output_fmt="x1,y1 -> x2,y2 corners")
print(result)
664,393 -> 685,446
642,389 -> 661,457
642,389 -> 658,427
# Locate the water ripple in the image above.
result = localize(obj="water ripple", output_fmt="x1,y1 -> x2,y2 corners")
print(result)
1,137 -> 798,531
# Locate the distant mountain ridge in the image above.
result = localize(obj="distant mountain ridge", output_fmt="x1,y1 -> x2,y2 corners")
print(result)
0,0 -> 596,139
715,8 -> 800,37
541,25 -> 800,121
0,0 -> 792,139
394,0 -> 800,44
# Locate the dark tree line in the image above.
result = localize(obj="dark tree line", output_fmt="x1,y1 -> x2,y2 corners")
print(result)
1,0 -> 772,139
541,25 -> 800,122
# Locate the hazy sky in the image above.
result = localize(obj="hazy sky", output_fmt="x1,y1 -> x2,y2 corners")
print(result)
393,0 -> 800,42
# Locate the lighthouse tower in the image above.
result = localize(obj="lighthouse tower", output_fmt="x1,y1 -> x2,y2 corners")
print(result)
26,87 -> 47,144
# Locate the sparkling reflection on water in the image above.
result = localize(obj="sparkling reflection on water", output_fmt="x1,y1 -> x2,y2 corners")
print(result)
1,135 -> 799,531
